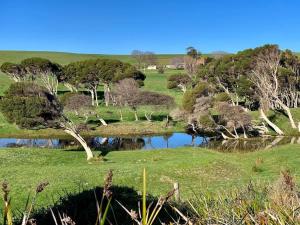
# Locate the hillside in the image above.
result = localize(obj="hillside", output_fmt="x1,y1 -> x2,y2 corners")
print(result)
0,51 -> 183,96
0,50 -> 183,65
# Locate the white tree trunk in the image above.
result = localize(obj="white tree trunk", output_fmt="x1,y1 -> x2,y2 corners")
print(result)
89,89 -> 95,106
119,110 -> 123,121
134,111 -> 139,121
104,83 -> 110,107
259,109 -> 284,135
99,118 -> 107,126
64,83 -> 74,92
278,101 -> 297,129
63,129 -> 94,160
94,87 -> 99,106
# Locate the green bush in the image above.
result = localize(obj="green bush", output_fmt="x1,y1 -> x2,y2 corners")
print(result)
0,82 -> 62,129
198,114 -> 215,128
182,82 -> 210,112
167,74 -> 191,89
214,92 -> 231,102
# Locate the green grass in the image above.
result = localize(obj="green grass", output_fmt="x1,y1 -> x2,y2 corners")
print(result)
0,144 -> 299,214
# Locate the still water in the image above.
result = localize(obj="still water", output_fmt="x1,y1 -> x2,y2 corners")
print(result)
0,133 -> 207,150
0,133 -> 297,152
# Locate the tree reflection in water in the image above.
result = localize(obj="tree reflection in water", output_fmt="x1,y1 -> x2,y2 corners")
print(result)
0,134 -> 298,152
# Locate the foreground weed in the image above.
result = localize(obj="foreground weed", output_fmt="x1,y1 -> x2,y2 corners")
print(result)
117,168 -> 175,225
22,181 -> 49,225
175,170 -> 300,225
2,181 -> 12,225
49,170 -> 113,225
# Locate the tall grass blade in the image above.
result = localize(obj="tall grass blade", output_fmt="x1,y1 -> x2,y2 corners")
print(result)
100,197 -> 112,225
142,168 -> 147,225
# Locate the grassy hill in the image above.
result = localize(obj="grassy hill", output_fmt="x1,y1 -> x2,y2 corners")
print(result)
0,50 -> 184,96
0,50 -> 183,65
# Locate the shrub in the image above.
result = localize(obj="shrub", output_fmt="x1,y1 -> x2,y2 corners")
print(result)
60,93 -> 92,113
214,92 -> 231,102
157,65 -> 165,74
198,113 -> 215,129
169,108 -> 188,121
137,91 -> 175,107
0,82 -> 62,129
182,82 -> 210,112
167,74 -> 191,89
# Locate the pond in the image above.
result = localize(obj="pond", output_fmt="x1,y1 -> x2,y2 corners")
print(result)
0,133 -> 207,150
0,133 -> 298,152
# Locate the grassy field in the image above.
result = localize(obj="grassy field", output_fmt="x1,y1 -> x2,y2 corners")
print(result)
0,144 -> 299,214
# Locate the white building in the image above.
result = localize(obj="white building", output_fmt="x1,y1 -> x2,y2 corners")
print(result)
147,65 -> 157,70
166,65 -> 176,69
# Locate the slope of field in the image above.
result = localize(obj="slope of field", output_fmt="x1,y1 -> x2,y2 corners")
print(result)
0,50 -> 183,65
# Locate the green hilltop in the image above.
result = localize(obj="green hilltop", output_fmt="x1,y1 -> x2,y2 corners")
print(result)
0,50 -> 184,65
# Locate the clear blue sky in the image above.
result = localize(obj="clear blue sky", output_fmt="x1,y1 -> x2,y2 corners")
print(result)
1,0 -> 300,54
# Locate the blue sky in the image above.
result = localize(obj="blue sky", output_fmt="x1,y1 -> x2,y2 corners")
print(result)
1,0 -> 300,54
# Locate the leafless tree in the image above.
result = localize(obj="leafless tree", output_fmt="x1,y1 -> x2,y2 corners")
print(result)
170,57 -> 184,68
63,93 -> 107,126
131,50 -> 157,70
250,45 -> 297,134
216,102 -> 252,139
143,51 -> 157,66
184,56 -> 200,78
113,78 -> 140,121
131,50 -> 144,69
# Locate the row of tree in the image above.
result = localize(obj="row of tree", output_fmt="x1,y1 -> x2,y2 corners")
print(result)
1,57 -> 146,107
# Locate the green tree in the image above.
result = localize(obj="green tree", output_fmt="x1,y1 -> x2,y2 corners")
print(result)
0,62 -> 26,82
0,82 -> 94,160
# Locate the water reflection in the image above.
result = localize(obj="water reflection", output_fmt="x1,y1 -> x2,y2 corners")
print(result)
0,133 -> 205,151
0,134 -> 298,152
204,136 -> 300,152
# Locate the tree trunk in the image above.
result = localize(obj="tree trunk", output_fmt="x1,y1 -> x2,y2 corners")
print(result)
63,129 -> 94,160
119,109 -> 123,121
64,83 -> 74,92
99,117 -> 107,126
278,101 -> 297,129
94,87 -> 99,106
134,110 -> 139,121
144,112 -> 153,122
259,108 -> 284,135
241,125 -> 248,139
89,89 -> 95,106
104,83 -> 110,107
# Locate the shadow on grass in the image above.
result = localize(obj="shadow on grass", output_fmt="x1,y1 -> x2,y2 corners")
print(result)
28,186 -> 179,225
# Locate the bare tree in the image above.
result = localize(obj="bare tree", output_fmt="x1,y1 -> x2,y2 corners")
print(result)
131,50 -> 144,69
170,57 -> 184,69
251,45 -> 297,133
143,51 -> 158,67
113,78 -> 140,121
131,50 -> 157,70
184,56 -> 200,78
216,102 -> 252,139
